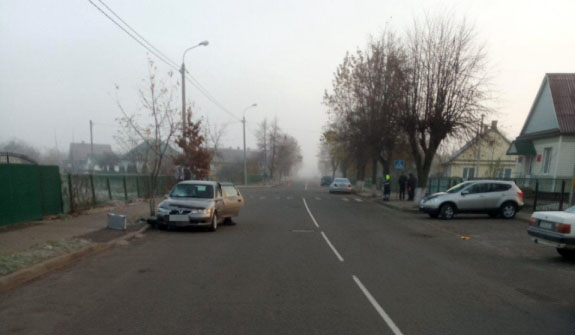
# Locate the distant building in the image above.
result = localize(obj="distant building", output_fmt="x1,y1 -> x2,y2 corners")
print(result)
507,73 -> 575,184
121,140 -> 179,174
444,120 -> 515,179
66,142 -> 116,173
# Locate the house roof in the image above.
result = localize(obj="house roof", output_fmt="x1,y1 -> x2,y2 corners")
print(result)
446,125 -> 511,163
123,140 -> 179,161
518,73 -> 575,138
547,73 -> 575,134
69,142 -> 113,162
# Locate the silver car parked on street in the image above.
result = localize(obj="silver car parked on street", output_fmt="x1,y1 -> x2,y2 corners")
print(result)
419,180 -> 524,220
329,178 -> 353,194
156,181 -> 244,231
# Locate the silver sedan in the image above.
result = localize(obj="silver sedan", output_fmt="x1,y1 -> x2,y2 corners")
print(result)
329,178 -> 353,194
156,181 -> 244,231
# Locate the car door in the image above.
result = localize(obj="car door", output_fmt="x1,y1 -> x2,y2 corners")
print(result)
215,184 -> 227,217
487,183 -> 511,209
457,183 -> 489,211
222,185 -> 241,217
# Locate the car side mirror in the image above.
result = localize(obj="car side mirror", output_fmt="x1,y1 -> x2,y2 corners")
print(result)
163,194 -> 169,199
461,190 -> 469,196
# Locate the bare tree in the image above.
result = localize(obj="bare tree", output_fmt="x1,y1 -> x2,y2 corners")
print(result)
116,59 -> 179,216
402,14 -> 489,200
203,117 -> 228,162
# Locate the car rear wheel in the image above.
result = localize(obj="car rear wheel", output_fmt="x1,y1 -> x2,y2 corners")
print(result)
439,204 -> 455,220
209,213 -> 218,232
556,248 -> 575,259
500,202 -> 517,219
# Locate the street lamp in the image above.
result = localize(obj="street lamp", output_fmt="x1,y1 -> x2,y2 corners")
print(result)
242,103 -> 258,185
180,40 -> 209,136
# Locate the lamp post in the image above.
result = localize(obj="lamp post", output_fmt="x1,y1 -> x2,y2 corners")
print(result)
180,40 -> 209,136
242,103 -> 258,185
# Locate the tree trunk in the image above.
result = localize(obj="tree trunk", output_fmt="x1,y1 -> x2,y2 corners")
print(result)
371,157 -> 378,196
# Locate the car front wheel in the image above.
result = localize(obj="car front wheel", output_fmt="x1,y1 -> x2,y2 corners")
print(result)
439,204 -> 455,220
500,202 -> 517,219
210,213 -> 218,232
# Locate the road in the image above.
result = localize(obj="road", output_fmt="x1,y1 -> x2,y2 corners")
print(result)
1,181 -> 574,334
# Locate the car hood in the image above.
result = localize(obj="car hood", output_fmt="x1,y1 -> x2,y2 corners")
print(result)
532,211 -> 575,224
160,198 -> 215,209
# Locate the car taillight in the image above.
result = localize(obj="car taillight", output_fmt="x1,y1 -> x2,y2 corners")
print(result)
556,223 -> 571,234
517,191 -> 523,199
528,217 -> 536,226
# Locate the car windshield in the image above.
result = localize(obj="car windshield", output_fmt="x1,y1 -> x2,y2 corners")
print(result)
170,184 -> 214,199
446,182 -> 470,194
334,178 -> 349,183
565,206 -> 575,214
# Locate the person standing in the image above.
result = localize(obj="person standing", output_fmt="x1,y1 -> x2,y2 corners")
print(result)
407,173 -> 417,201
398,173 -> 407,200
382,174 -> 391,201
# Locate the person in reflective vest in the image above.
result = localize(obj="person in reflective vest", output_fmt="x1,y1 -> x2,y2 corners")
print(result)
382,174 -> 391,201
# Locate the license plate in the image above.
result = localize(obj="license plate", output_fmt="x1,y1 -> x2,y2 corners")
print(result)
539,221 -> 553,230
169,215 -> 189,222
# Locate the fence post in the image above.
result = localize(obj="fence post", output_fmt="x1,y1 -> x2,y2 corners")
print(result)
136,177 -> 140,198
107,176 -> 112,200
90,174 -> 96,205
559,180 -> 566,211
123,175 -> 128,202
68,173 -> 75,213
533,180 -> 539,211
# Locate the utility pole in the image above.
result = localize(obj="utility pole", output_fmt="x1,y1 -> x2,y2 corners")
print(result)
90,120 -> 94,171
475,114 -> 485,179
180,62 -> 186,137
243,116 -> 247,186
241,103 -> 258,186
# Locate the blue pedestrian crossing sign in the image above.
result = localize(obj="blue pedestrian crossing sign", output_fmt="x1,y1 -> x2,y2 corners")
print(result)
394,160 -> 405,171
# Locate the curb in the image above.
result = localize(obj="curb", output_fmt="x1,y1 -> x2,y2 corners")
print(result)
0,225 -> 149,294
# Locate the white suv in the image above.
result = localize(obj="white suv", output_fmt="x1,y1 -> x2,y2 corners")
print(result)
419,180 -> 524,220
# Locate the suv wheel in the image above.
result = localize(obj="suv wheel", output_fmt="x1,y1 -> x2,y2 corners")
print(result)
500,202 -> 517,219
439,204 -> 455,220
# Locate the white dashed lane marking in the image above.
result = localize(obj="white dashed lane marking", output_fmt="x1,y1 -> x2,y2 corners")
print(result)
342,197 -> 349,202
354,198 -> 363,202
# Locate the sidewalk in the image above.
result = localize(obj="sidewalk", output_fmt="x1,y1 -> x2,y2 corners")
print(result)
358,190 -> 533,222
0,199 -> 155,282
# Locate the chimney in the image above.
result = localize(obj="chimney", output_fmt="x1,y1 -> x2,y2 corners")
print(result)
491,120 -> 498,130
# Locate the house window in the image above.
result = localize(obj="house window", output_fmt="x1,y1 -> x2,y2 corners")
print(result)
504,168 -> 512,179
542,147 -> 552,174
462,167 -> 475,180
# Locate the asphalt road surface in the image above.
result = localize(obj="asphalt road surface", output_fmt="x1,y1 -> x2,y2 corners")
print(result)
1,181 -> 574,335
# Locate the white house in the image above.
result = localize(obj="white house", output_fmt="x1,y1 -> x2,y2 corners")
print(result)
507,73 -> 575,190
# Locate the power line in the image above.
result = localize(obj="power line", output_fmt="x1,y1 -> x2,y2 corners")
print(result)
87,0 -> 241,122
96,0 -> 178,69
87,0 -> 175,70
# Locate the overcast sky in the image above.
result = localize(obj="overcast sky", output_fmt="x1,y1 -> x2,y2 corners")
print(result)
1,0 -> 574,176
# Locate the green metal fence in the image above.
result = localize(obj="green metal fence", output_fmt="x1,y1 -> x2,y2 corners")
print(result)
0,165 -> 63,226
61,174 -> 177,213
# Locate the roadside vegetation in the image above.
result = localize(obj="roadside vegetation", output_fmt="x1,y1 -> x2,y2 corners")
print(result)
321,13 -> 491,200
